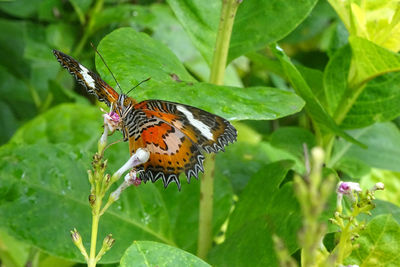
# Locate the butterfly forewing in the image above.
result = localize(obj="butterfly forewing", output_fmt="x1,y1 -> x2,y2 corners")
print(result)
53,50 -> 119,106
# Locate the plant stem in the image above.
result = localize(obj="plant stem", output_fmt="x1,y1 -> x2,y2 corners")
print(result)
209,0 -> 240,85
197,0 -> 241,259
88,198 -> 102,267
197,154 -> 216,259
73,0 -> 104,56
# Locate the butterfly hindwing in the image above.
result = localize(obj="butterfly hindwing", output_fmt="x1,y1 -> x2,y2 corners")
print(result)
133,100 -> 237,153
125,111 -> 204,189
53,50 -> 118,106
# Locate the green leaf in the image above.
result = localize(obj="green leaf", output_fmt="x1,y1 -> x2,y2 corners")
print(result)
345,214 -> 400,266
270,126 -> 316,170
323,44 -> 351,115
349,37 -> 400,86
120,241 -> 210,267
0,101 -> 20,145
0,228 -> 30,267
215,140 -> 271,194
365,200 -> 400,225
342,72 -> 400,129
0,0 -> 43,18
45,23 -> 77,52
229,0 -> 318,62
9,104 -> 102,148
330,122 -> 400,172
96,27 -> 305,121
334,156 -> 371,178
324,43 -> 400,129
209,161 -> 301,266
0,104 -> 233,262
0,19 -> 30,79
166,0 -> 219,65
270,44 -> 362,146
283,1 -> 336,44
38,0 -> 63,22
167,0 -> 318,64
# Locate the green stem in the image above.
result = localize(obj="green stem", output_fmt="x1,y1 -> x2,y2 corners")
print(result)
197,0 -> 241,259
73,0 -> 104,56
197,154 -> 216,258
209,0 -> 241,85
88,187 -> 102,267
88,204 -> 101,267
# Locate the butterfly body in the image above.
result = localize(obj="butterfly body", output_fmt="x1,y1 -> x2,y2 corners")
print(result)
53,50 -> 237,189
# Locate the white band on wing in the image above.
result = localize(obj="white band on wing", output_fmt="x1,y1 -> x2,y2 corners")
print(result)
79,64 -> 96,89
177,105 -> 213,140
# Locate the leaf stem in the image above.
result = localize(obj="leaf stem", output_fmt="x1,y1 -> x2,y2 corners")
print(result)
197,0 -> 241,259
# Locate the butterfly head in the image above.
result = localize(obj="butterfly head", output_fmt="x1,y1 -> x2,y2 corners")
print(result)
116,94 -> 135,119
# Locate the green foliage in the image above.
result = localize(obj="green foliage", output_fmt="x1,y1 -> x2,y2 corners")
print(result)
96,27 -> 304,120
346,215 -> 400,266
208,161 -> 301,266
120,241 -> 210,267
0,104 -> 233,262
0,0 -> 400,266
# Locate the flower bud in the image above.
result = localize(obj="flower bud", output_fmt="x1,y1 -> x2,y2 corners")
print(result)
103,234 -> 115,249
371,182 -> 384,192
71,228 -> 82,244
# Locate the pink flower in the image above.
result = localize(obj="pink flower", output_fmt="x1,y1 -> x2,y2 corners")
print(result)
337,182 -> 362,195
103,111 -> 121,132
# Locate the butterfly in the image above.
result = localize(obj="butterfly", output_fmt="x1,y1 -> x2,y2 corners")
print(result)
53,49 -> 237,190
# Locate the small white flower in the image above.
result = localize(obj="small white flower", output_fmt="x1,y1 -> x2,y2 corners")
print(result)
337,181 -> 362,195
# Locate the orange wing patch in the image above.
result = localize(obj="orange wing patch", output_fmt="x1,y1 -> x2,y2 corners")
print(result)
128,117 -> 204,189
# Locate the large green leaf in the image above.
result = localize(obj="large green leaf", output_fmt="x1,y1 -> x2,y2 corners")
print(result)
269,127 -> 316,172
330,122 -> 400,172
342,72 -> 400,129
345,214 -> 400,266
166,0 -> 219,65
167,0 -> 318,64
323,44 -> 351,115
324,43 -> 400,129
0,0 -> 43,18
0,104 -> 233,262
349,37 -> 400,86
270,44 -> 361,146
96,27 -> 305,121
209,161 -> 302,266
120,241 -> 210,267
229,0 -> 318,62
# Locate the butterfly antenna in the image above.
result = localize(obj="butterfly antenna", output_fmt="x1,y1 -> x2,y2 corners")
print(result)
126,77 -> 151,96
90,42 -> 123,94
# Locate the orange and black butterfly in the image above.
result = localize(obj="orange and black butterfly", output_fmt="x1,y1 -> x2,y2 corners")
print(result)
53,50 -> 237,189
